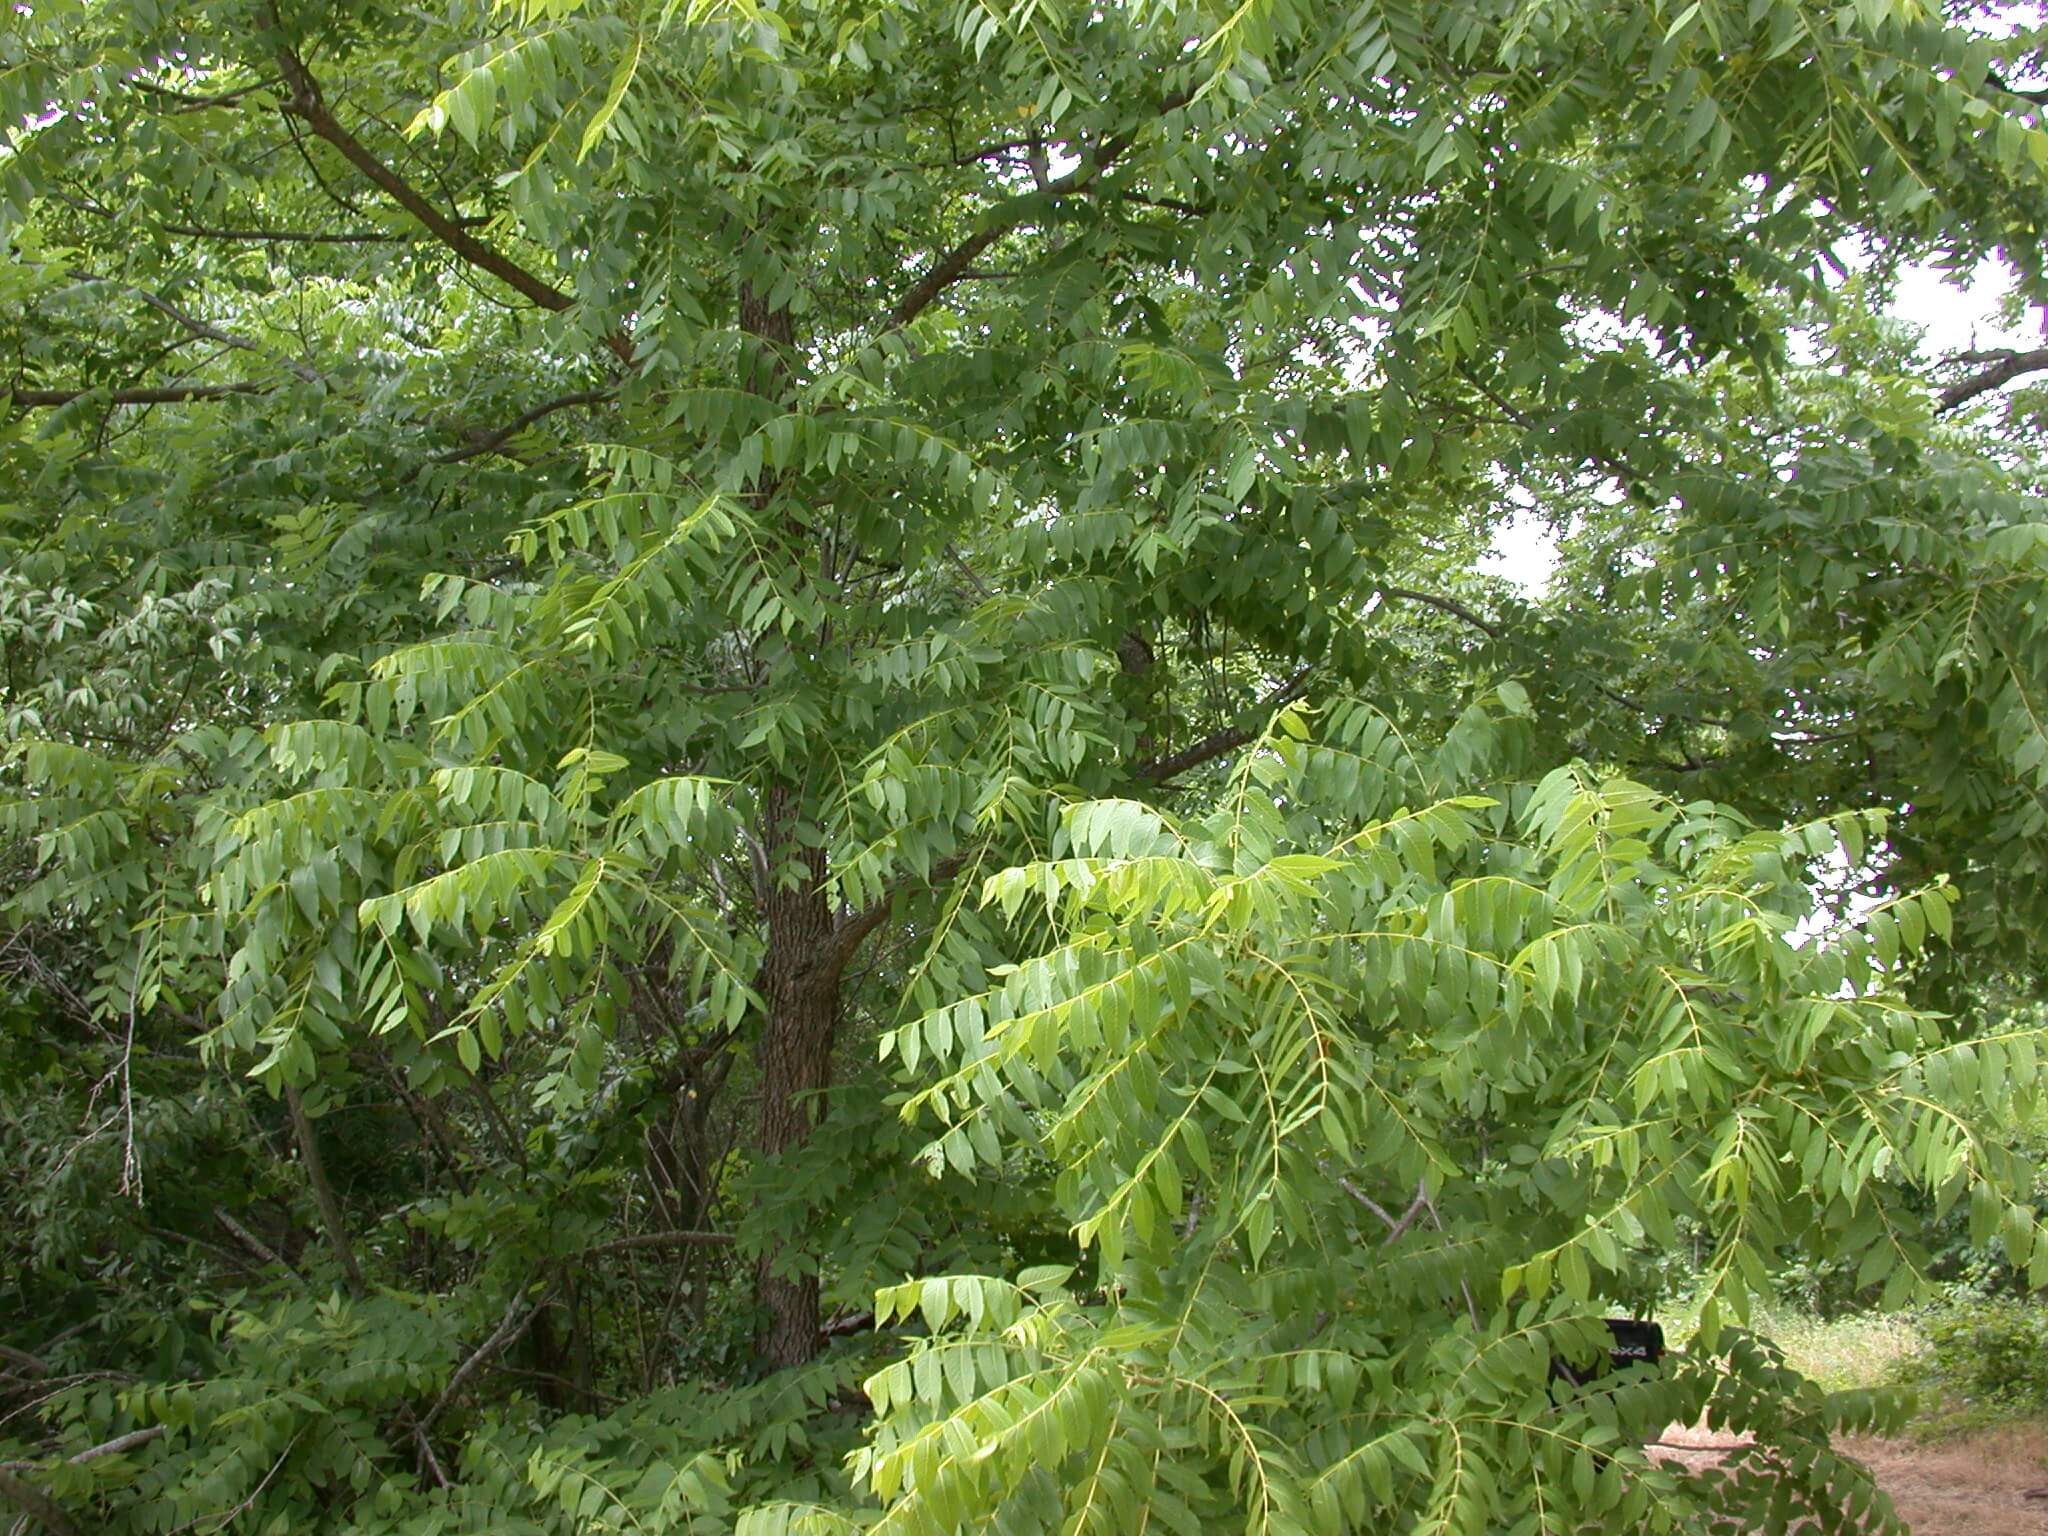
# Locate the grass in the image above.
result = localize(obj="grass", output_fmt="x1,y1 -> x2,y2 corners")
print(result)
1754,1306 -> 1927,1394
1658,1298 -> 1929,1394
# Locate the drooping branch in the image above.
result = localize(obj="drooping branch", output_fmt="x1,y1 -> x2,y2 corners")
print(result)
1938,345 -> 2048,412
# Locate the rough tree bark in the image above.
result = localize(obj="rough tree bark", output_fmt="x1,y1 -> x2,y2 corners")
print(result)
752,788 -> 845,1370
731,283 -> 849,1370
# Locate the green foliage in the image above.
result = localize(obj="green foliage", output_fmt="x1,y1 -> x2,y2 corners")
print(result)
1893,1297 -> 2048,1433
7,0 -> 2048,1532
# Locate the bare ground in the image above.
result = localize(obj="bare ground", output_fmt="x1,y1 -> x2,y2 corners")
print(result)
1651,1422 -> 2048,1535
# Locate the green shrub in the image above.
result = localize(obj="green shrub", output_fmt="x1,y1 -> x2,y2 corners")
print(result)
1893,1298 -> 2048,1431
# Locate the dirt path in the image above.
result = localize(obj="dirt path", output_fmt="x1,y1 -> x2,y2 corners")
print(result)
1652,1423 -> 2048,1535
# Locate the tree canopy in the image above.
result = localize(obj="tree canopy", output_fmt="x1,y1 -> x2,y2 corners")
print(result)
8,1 -> 2048,1532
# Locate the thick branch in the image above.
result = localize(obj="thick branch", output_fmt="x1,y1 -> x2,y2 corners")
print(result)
1938,346 -> 2048,412
7,382 -> 269,409
1133,665 -> 1314,784
830,848 -> 977,968
272,43 -> 568,313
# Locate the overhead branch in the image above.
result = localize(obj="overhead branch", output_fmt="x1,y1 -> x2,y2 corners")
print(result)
1133,665 -> 1315,784
6,382 -> 270,409
269,31 -> 631,364
1938,345 -> 2048,412
1986,68 -> 2048,107
1379,586 -> 1502,640
1376,586 -> 1729,729
888,89 -> 1194,330
434,388 -> 614,464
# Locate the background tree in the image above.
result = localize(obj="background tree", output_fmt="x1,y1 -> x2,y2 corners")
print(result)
7,1 -> 2048,1532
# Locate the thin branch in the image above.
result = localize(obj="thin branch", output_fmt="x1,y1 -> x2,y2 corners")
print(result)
214,1206 -> 304,1280
65,1427 -> 166,1466
0,1348 -> 46,1380
888,89 -> 1193,330
130,76 -> 280,111
119,282 -> 321,384
1378,586 -> 1502,640
1985,68 -> 2048,107
161,222 -> 410,244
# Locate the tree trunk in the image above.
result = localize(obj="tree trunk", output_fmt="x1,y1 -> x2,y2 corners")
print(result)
753,788 -> 842,1370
